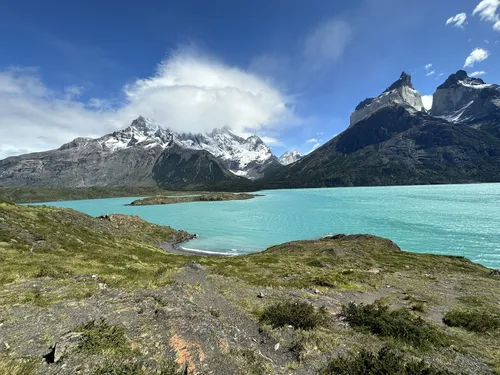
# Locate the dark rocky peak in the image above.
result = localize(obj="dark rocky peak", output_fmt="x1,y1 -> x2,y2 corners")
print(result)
383,72 -> 414,93
355,97 -> 375,111
437,70 -> 487,90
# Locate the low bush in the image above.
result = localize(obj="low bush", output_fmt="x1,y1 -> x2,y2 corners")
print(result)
443,309 -> 500,333
260,300 -> 328,330
320,347 -> 467,375
76,319 -> 129,355
342,302 -> 445,347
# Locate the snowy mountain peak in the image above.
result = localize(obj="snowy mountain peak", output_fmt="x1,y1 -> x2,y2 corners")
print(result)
128,116 -> 167,136
383,71 -> 414,93
437,70 -> 492,90
278,150 -> 302,165
350,72 -> 424,127
431,70 -> 500,123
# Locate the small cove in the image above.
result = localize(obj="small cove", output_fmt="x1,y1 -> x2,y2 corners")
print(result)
31,183 -> 500,268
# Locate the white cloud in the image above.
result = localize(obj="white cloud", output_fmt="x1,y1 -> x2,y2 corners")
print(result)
446,13 -> 467,27
470,71 -> 486,76
435,73 -> 444,80
0,67 -> 107,156
421,95 -> 433,110
424,64 -> 435,76
306,138 -> 318,143
307,142 -> 321,154
485,39 -> 490,44
260,136 -> 283,146
303,19 -> 352,70
463,48 -> 489,67
0,50 -> 297,157
120,51 -> 295,135
472,0 -> 500,31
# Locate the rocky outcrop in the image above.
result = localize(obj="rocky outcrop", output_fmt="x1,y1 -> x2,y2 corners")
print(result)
152,143 -> 250,189
431,70 -> 500,130
349,72 -> 425,127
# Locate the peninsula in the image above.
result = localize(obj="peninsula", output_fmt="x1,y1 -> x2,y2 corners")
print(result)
128,192 -> 258,206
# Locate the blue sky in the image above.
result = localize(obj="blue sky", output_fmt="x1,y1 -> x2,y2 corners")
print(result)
1,0 -> 499,158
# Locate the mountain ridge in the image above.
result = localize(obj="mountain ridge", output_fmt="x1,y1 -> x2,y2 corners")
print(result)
2,69 -> 500,191
262,70 -> 500,189
0,117 -> 279,188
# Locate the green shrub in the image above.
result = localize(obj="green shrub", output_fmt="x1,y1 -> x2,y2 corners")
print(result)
320,347 -> 467,375
76,319 -> 129,355
92,359 -> 180,375
260,300 -> 328,330
443,309 -> 500,333
342,302 -> 445,347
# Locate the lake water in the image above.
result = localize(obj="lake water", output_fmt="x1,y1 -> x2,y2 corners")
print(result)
31,184 -> 500,268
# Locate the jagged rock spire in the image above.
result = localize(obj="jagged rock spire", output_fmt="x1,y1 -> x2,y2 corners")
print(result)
384,72 -> 414,93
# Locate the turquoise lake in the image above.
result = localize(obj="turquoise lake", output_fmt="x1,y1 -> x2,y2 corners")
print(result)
32,184 -> 500,269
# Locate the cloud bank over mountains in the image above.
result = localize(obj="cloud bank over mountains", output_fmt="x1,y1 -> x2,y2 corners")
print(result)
0,50 -> 296,159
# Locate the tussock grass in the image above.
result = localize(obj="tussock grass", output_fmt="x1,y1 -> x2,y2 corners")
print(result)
320,347 -> 467,375
76,319 -> 130,356
92,359 -> 180,375
0,356 -> 36,375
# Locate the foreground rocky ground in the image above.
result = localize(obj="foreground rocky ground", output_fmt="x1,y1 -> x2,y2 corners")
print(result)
0,201 -> 499,374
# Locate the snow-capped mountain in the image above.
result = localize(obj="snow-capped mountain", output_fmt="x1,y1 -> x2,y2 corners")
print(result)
175,127 -> 277,179
266,71 -> 500,189
0,116 -> 280,187
278,150 -> 302,165
350,72 -> 424,127
431,70 -> 500,127
95,117 -> 278,179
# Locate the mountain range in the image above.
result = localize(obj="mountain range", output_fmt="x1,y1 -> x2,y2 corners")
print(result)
0,117 -> 282,189
1,69 -> 499,190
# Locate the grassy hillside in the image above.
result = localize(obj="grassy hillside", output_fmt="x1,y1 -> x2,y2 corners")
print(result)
0,203 -> 499,374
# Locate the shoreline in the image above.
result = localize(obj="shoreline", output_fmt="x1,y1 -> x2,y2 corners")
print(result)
160,239 -> 233,257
